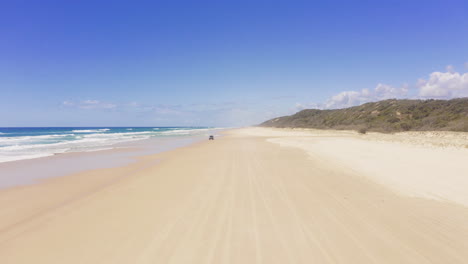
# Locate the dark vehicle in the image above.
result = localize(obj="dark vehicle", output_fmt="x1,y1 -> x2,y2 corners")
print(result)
209,135 -> 214,140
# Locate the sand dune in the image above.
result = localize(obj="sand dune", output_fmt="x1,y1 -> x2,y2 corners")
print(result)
1,128 -> 468,263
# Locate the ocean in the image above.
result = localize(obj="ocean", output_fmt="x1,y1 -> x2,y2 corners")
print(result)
0,127 -> 219,163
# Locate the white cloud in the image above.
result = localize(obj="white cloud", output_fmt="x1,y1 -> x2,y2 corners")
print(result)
294,103 -> 308,111
295,102 -> 324,111
323,83 -> 408,109
295,64 -> 468,111
446,65 -> 455,73
324,91 -> 363,109
62,100 -> 75,106
80,100 -> 116,109
62,100 -> 117,110
418,70 -> 468,98
127,101 -> 140,107
152,105 -> 183,115
294,103 -> 307,111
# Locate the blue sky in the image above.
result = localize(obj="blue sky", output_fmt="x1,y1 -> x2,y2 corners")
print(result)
1,0 -> 468,127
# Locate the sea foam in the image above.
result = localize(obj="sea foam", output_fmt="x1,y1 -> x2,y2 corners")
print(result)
0,127 -> 217,163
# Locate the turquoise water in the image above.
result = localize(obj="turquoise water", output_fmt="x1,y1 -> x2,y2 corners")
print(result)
0,127 -> 218,163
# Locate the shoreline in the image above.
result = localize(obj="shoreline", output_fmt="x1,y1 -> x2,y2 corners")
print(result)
1,128 -> 468,263
0,127 -> 224,164
0,135 -> 208,189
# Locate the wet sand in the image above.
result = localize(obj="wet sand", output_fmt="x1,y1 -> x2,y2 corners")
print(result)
0,136 -> 201,189
1,128 -> 468,263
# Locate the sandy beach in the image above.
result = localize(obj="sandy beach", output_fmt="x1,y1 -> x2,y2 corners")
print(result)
1,128 -> 468,263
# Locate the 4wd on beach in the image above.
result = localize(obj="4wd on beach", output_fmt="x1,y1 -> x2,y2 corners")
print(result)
209,135 -> 214,140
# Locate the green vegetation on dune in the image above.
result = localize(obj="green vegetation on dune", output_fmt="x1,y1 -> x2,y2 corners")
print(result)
260,98 -> 468,132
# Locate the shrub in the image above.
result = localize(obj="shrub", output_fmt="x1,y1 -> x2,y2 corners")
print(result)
399,122 -> 412,131
358,127 -> 367,134
260,98 -> 468,132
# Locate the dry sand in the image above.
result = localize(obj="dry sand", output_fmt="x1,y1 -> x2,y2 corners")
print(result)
239,127 -> 468,206
1,128 -> 468,263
